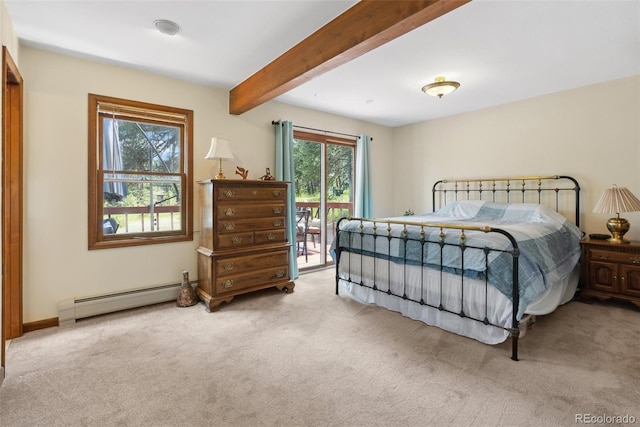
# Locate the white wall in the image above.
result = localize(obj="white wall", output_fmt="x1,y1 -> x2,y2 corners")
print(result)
19,43 -> 640,323
20,45 -> 393,322
392,75 -> 640,239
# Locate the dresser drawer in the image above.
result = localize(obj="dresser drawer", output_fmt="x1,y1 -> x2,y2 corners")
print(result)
215,231 -> 254,249
217,204 -> 285,220
255,229 -> 287,245
215,185 -> 287,202
217,217 -> 285,234
216,266 -> 289,293
215,249 -> 289,276
590,249 -> 640,265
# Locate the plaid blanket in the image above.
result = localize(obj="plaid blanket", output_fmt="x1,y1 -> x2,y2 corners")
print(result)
334,201 -> 583,319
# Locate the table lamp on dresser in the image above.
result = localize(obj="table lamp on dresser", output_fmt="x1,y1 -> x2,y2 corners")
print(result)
205,137 -> 235,179
592,185 -> 640,244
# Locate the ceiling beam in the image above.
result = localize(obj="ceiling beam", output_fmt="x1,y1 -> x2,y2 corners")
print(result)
229,0 -> 471,115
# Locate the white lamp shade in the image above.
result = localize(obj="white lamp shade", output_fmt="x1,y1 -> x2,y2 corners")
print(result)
205,137 -> 235,160
593,186 -> 640,214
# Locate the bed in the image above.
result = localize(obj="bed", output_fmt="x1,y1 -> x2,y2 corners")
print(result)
333,175 -> 582,360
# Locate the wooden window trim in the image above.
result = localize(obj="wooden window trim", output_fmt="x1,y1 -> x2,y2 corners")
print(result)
88,94 -> 193,249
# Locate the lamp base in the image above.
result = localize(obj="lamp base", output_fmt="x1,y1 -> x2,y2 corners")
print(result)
606,216 -> 631,244
214,159 -> 226,179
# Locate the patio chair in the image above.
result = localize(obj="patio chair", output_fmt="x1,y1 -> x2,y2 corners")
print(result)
307,221 -> 320,248
295,209 -> 310,262
103,218 -> 119,234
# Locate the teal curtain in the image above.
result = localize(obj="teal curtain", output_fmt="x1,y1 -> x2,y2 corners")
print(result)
355,134 -> 372,218
275,120 -> 298,279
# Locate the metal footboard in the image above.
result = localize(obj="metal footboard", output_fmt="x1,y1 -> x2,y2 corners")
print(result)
334,217 -> 522,361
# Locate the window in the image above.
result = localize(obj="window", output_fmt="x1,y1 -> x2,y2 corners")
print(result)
293,130 -> 355,268
88,94 -> 193,249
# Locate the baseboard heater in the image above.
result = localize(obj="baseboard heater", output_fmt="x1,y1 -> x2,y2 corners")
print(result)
58,282 -> 189,326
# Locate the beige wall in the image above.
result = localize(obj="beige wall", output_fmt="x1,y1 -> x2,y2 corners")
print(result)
392,74 -> 640,239
20,45 -> 393,322
1,0 -> 18,58
1,0 -> 19,374
17,39 -> 640,323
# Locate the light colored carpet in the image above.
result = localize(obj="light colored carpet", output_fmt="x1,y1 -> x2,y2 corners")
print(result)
1,267 -> 639,427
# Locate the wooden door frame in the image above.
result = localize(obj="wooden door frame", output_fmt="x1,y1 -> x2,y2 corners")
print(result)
2,45 -> 24,369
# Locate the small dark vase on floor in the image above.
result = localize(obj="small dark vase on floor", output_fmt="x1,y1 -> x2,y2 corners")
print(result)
177,270 -> 199,307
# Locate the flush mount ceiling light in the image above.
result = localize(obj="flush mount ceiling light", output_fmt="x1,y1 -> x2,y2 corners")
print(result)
154,19 -> 181,36
422,76 -> 460,98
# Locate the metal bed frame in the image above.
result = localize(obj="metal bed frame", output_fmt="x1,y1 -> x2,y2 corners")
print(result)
335,175 -> 581,361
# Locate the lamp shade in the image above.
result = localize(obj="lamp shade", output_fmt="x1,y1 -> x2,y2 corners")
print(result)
205,137 -> 235,161
592,186 -> 640,214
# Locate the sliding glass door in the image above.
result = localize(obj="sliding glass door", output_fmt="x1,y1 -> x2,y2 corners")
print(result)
293,131 -> 355,270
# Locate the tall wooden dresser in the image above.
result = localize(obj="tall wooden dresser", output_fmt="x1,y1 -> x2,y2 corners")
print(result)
197,179 -> 295,311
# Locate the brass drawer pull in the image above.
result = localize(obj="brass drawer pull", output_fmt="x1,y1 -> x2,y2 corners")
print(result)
272,190 -> 281,197
223,223 -> 235,231
224,208 -> 236,217
631,256 -> 640,264
223,190 -> 236,198
272,220 -> 282,227
272,206 -> 282,214
267,233 -> 276,240
223,263 -> 235,271
598,254 -> 609,260
275,270 -> 285,278
231,236 -> 243,244
222,280 -> 234,289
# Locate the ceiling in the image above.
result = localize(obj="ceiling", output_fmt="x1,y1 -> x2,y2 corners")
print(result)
5,0 -> 640,128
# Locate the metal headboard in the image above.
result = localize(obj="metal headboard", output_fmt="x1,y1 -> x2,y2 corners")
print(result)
432,175 -> 581,228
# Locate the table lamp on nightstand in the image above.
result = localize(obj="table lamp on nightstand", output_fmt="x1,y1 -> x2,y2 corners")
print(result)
592,185 -> 640,244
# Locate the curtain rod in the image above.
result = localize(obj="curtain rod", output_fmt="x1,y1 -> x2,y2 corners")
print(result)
271,120 -> 371,141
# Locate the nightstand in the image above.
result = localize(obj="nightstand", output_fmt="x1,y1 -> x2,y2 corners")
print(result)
580,238 -> 640,309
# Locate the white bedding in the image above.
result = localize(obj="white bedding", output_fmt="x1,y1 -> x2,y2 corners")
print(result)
337,252 -> 579,344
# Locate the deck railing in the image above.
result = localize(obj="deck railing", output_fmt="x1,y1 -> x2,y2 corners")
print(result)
295,201 -> 353,238
104,205 -> 180,233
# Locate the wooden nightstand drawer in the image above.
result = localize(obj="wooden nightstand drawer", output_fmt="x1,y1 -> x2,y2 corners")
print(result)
589,249 -> 640,265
